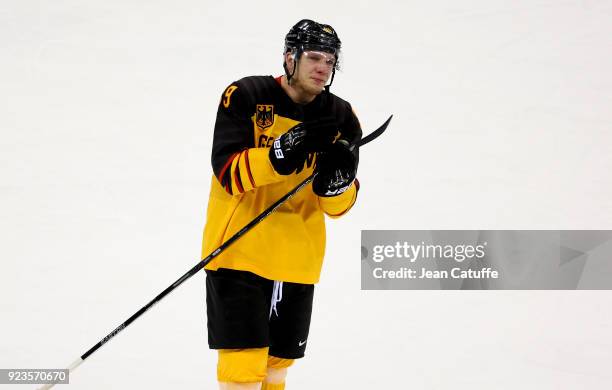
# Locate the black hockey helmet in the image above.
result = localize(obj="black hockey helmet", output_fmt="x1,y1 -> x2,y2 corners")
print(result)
284,19 -> 341,56
283,19 -> 342,89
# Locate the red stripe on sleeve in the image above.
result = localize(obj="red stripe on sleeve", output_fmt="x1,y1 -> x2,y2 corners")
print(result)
233,151 -> 245,193
244,149 -> 256,188
218,152 -> 239,185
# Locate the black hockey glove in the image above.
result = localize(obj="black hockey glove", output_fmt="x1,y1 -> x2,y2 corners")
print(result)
269,118 -> 338,175
312,139 -> 358,197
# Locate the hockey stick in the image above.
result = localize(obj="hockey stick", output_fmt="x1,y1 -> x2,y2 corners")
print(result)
37,114 -> 392,390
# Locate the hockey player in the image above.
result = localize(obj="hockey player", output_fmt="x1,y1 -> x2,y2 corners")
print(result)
202,19 -> 362,390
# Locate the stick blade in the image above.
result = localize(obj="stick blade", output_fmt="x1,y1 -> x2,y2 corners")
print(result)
357,114 -> 393,148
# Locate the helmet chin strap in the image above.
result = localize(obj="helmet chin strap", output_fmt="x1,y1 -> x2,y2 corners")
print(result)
324,67 -> 336,93
284,51 -> 301,84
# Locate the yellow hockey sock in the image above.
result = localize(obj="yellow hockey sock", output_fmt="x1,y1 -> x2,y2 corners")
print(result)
262,382 -> 285,390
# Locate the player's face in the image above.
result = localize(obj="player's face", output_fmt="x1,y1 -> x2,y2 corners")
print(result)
288,50 -> 336,96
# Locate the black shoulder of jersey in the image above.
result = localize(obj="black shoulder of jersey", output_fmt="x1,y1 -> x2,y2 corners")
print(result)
324,92 -> 362,144
230,75 -> 279,105
326,91 -> 353,112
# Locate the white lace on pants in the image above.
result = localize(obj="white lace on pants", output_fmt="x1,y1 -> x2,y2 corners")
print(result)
269,281 -> 283,319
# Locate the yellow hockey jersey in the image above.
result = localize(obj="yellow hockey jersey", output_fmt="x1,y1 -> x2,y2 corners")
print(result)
202,76 -> 362,284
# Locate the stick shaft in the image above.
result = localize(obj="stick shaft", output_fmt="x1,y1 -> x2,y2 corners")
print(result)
80,173 -> 315,361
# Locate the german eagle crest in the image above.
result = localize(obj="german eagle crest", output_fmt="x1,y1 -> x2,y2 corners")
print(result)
256,104 -> 274,129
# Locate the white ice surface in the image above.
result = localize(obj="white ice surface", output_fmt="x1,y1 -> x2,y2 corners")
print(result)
1,1 -> 611,389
